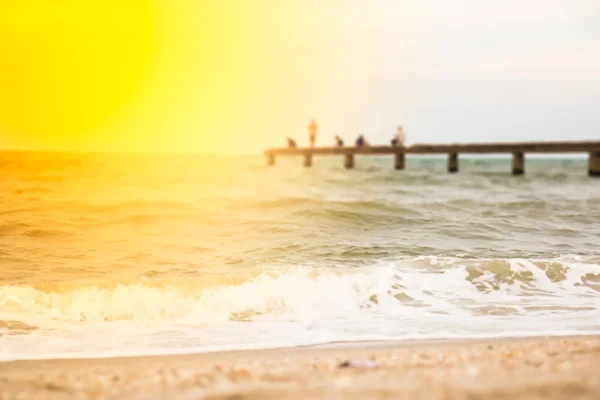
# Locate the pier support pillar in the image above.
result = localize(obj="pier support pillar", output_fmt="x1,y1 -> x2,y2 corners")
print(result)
344,153 -> 354,169
589,152 -> 600,177
448,152 -> 459,173
267,153 -> 275,166
512,152 -> 525,176
303,153 -> 313,168
395,153 -> 405,170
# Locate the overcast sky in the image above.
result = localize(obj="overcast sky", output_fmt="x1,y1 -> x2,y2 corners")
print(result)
1,0 -> 598,153
269,0 -> 600,147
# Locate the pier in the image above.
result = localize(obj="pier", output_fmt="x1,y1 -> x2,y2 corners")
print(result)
265,140 -> 600,176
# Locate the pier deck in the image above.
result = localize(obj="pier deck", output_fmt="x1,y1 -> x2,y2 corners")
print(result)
264,140 -> 600,176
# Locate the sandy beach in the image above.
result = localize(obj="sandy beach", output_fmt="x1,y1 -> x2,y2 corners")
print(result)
1,335 -> 599,399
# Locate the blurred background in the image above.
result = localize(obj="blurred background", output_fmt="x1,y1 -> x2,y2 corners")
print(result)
1,0 -> 599,154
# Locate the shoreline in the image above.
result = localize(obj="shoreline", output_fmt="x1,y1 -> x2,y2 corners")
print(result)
3,331 -> 599,363
2,334 -> 599,399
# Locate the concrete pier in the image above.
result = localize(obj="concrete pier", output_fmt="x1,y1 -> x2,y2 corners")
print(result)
265,140 -> 600,176
448,152 -> 459,173
590,152 -> 600,177
344,153 -> 355,169
303,153 -> 313,168
512,152 -> 525,176
395,152 -> 405,170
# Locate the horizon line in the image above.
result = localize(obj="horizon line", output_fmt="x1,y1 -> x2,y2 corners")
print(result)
0,148 -> 587,159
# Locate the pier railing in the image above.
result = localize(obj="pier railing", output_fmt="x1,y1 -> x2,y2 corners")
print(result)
264,140 -> 600,176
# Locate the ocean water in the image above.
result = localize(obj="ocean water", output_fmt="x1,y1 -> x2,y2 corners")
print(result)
0,152 -> 599,361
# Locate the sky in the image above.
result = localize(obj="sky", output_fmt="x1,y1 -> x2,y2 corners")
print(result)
0,0 -> 598,154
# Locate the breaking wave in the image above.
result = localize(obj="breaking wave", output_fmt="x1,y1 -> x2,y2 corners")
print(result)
2,257 -> 598,326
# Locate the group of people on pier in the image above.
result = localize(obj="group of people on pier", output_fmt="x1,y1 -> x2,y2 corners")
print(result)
286,120 -> 406,149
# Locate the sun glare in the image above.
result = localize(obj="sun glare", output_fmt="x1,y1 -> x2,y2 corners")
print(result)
0,1 -> 153,148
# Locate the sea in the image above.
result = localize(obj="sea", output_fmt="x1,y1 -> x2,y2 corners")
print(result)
1,152 -> 599,361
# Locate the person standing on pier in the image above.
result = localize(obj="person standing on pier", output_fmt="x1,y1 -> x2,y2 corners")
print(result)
356,134 -> 368,147
308,119 -> 318,147
334,135 -> 344,147
391,125 -> 406,147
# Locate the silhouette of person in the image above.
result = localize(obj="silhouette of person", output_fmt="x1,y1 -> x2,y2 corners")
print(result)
391,125 -> 406,147
308,119 -> 318,147
286,137 -> 297,148
334,135 -> 344,147
356,134 -> 368,147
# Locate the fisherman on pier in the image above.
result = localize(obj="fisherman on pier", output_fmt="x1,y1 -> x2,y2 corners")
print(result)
334,135 -> 344,147
308,119 -> 318,147
356,134 -> 368,147
286,137 -> 297,148
391,125 -> 406,147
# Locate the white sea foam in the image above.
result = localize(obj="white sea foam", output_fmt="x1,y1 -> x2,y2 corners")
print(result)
1,257 -> 599,361
2,259 -> 596,324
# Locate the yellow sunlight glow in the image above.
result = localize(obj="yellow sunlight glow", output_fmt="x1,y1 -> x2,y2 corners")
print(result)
0,1 -> 153,149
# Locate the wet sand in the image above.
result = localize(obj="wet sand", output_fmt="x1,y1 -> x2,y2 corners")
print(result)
1,335 -> 599,399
